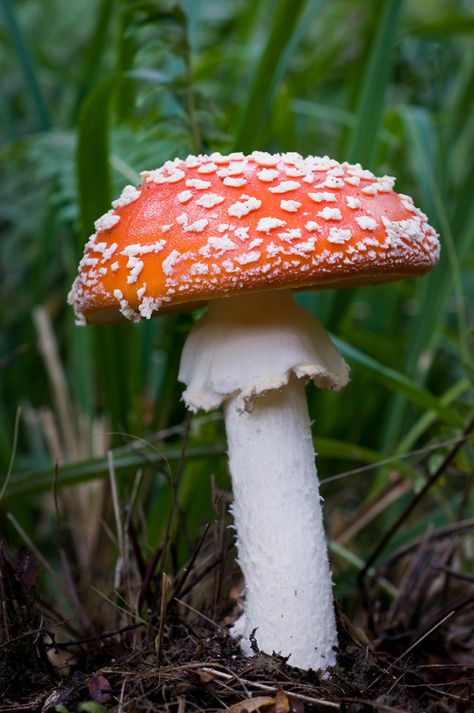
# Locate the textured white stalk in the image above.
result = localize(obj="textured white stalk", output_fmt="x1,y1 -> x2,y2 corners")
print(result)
178,290 -> 349,670
226,378 -> 337,670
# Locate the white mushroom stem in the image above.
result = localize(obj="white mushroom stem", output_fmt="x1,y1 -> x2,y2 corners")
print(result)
225,380 -> 337,669
178,290 -> 349,670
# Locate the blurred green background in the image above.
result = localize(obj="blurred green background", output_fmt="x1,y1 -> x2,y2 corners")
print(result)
0,0 -> 472,612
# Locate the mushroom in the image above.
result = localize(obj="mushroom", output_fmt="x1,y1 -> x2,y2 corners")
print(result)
68,151 -> 440,670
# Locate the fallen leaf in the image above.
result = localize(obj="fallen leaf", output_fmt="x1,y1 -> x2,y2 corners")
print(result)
288,695 -> 305,713
226,695 -> 276,713
88,673 -> 113,703
45,644 -> 77,677
78,702 -> 108,713
197,669 -> 215,684
274,687 -> 291,713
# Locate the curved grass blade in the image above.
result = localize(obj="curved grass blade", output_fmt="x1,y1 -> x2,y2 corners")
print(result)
76,68 -> 169,252
1,433 -> 402,505
292,98 -> 399,147
234,0 -> 322,152
379,104 -> 472,452
1,0 -> 51,130
406,16 -> 474,37
75,69 -> 171,436
72,0 -> 116,120
76,72 -> 133,436
400,106 -> 468,364
329,541 -> 399,599
324,1 -> 403,332
333,337 -> 464,429
395,378 -> 471,456
1,444 -> 222,506
76,72 -> 121,249
344,0 -> 403,168
371,379 -> 470,496
115,0 -> 139,121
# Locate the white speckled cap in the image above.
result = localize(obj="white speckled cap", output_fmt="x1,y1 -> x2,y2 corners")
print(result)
68,152 -> 440,325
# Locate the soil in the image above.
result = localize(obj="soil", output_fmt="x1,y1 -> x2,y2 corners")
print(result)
0,537 -> 473,713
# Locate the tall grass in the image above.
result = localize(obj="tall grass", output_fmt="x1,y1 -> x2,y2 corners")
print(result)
0,0 -> 472,606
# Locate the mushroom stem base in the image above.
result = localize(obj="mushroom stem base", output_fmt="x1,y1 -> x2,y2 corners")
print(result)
225,377 -> 337,670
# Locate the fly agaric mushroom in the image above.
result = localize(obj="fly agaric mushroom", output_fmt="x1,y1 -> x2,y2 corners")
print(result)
68,151 -> 440,670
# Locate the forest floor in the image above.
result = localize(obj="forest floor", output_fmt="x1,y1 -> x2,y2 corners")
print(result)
1,530 -> 473,713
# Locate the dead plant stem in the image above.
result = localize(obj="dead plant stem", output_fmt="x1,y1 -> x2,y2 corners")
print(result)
200,667 -> 340,710
360,415 -> 474,584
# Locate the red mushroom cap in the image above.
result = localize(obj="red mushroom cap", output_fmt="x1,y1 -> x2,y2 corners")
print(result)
68,151 -> 440,324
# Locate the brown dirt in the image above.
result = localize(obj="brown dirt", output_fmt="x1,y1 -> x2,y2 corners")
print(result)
0,537 -> 473,713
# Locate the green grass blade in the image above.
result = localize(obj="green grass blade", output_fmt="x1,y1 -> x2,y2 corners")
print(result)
395,379 -> 471,455
234,0 -> 322,151
452,157 -> 474,239
76,69 -> 169,250
76,71 -> 137,436
329,541 -> 399,599
72,0 -> 116,119
400,106 -> 469,365
292,98 -> 399,147
344,0 -> 403,167
115,0 -> 138,121
76,73 -> 120,248
1,444 -> 223,505
0,83 -> 15,140
446,49 -> 474,154
379,104 -> 472,453
0,395 -> 16,473
333,337 -> 464,429
407,16 -> 474,36
315,437 -> 416,482
1,0 -> 51,130
75,68 -> 172,435
322,1 -> 403,332
1,432 -> 407,505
